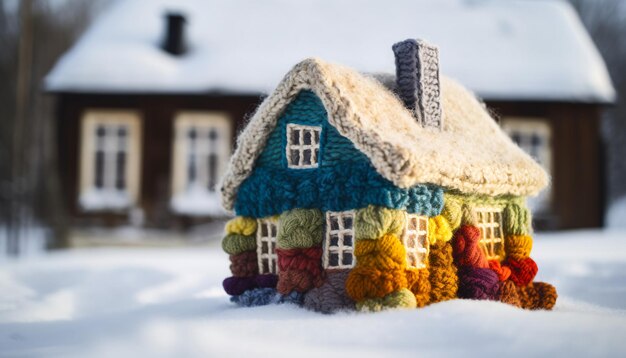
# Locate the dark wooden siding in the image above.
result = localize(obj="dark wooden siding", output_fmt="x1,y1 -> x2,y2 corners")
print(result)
54,93 -> 605,230
55,92 -> 261,228
487,101 -> 604,230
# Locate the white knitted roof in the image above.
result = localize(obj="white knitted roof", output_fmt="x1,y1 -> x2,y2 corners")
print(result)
220,58 -> 549,210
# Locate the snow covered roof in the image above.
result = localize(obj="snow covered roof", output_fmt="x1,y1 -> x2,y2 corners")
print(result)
45,0 -> 615,103
220,58 -> 549,210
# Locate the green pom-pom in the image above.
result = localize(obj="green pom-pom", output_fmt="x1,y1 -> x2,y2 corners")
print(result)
222,233 -> 256,255
356,289 -> 417,312
503,203 -> 531,235
277,208 -> 324,249
355,205 -> 405,241
441,194 -> 462,230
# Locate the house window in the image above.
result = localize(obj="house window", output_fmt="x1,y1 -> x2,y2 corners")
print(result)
256,218 -> 278,274
474,207 -> 505,261
79,110 -> 142,211
170,112 -> 231,216
323,211 -> 355,269
286,123 -> 321,168
501,118 -> 552,212
403,214 -> 429,269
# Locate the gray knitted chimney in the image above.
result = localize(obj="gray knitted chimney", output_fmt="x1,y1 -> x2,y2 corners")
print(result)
392,39 -> 443,129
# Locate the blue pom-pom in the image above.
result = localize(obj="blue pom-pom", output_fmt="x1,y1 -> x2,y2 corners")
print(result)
231,288 -> 280,307
279,291 -> 305,305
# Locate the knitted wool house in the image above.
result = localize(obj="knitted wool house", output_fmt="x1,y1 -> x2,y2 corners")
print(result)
220,39 -> 557,312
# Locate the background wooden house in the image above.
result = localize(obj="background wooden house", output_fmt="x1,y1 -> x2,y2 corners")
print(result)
45,0 -> 615,231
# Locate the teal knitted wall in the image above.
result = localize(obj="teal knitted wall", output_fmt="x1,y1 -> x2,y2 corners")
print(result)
235,90 -> 444,218
257,90 -> 368,168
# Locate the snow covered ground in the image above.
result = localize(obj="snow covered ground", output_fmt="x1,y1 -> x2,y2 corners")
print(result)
608,196 -> 626,229
1,230 -> 626,357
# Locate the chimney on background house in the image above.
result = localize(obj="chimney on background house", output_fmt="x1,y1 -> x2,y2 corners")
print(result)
162,12 -> 187,56
392,39 -> 443,129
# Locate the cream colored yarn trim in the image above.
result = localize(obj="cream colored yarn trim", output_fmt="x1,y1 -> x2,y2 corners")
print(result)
220,58 -> 549,211
323,210 -> 356,270
256,218 -> 278,274
403,213 -> 429,269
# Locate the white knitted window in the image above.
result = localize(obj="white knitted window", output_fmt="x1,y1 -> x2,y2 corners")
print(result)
403,214 -> 429,269
256,219 -> 278,274
474,207 -> 504,261
323,211 -> 355,269
286,123 -> 321,168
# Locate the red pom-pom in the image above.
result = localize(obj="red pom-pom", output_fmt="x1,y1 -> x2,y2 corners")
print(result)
452,225 -> 488,268
276,247 -> 322,274
503,257 -> 538,286
275,247 -> 323,294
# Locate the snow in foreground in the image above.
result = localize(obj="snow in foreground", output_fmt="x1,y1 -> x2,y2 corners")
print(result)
1,230 -> 626,357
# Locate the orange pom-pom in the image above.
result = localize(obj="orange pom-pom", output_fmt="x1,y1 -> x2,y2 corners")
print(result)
346,266 -> 407,301
354,234 -> 406,270
517,281 -> 557,310
489,260 -> 511,281
406,267 -> 431,307
429,241 -> 458,303
498,280 -> 522,308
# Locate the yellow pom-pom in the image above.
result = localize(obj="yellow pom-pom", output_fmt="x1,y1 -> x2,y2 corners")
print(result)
225,217 -> 257,236
427,215 -> 453,245
504,234 -> 533,260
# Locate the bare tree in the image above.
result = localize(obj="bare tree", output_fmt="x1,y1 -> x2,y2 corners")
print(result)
0,0 -> 107,255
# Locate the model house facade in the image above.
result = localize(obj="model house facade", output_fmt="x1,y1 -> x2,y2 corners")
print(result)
220,41 -> 557,312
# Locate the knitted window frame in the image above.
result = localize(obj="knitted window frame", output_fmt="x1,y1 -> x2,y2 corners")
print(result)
286,123 -> 321,169
474,207 -> 505,261
256,218 -> 278,274
323,211 -> 355,269
403,213 -> 429,269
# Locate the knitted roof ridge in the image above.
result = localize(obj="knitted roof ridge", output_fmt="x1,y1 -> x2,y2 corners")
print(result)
220,58 -> 549,211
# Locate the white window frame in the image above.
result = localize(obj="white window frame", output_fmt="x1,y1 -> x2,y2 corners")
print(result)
256,218 -> 278,275
286,123 -> 321,169
78,110 -> 142,211
501,117 -> 552,212
474,207 -> 505,261
403,213 -> 429,269
323,211 -> 355,269
170,111 -> 231,216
